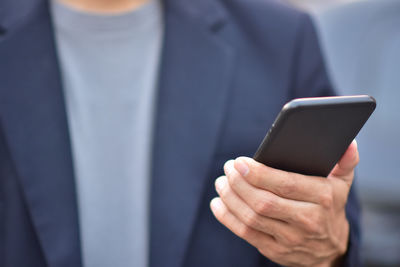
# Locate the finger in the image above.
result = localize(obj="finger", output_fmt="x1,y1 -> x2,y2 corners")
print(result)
225,158 -> 329,207
215,175 -> 292,238
210,197 -> 275,248
329,140 -> 359,184
210,198 -> 312,267
224,161 -> 316,224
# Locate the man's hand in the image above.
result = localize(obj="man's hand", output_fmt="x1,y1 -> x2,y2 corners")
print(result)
210,140 -> 359,267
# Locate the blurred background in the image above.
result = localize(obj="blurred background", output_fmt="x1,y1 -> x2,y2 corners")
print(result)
286,0 -> 400,266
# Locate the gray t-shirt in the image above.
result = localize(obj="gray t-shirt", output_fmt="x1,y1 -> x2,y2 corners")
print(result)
50,1 -> 163,266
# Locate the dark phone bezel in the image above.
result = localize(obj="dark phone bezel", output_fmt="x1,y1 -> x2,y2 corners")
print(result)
253,95 -> 376,177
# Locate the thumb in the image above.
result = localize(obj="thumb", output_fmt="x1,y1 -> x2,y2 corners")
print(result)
329,140 -> 359,184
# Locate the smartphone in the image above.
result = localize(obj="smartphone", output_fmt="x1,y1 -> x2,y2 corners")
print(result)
253,95 -> 376,177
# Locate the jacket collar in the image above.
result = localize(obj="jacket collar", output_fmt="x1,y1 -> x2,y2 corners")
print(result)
0,0 -> 44,32
150,1 -> 234,266
0,1 -> 82,266
0,1 -> 234,267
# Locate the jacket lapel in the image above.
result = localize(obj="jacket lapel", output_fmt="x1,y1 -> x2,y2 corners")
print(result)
150,1 -> 234,266
0,1 -> 82,266
0,0 -> 234,266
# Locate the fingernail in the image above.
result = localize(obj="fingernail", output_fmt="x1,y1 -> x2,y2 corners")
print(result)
224,160 -> 234,176
210,197 -> 222,211
234,158 -> 249,177
215,176 -> 226,191
353,139 -> 358,149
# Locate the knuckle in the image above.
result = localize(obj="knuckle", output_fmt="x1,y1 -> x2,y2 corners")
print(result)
305,222 -> 320,235
237,224 -> 251,239
319,185 -> 334,208
279,173 -> 297,195
298,213 -> 323,235
254,196 -> 274,215
284,233 -> 303,247
309,220 -> 324,236
243,211 -> 260,229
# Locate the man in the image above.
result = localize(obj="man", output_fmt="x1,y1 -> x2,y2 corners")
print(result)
0,0 -> 361,266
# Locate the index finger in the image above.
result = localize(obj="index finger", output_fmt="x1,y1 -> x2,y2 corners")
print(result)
229,157 -> 332,206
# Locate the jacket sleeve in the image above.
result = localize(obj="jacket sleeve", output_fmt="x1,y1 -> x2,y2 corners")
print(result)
290,14 -> 362,267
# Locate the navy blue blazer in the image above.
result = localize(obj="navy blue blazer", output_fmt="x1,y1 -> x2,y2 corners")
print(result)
0,0 -> 361,266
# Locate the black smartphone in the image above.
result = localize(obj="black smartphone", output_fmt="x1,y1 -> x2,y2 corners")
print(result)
253,95 -> 376,177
